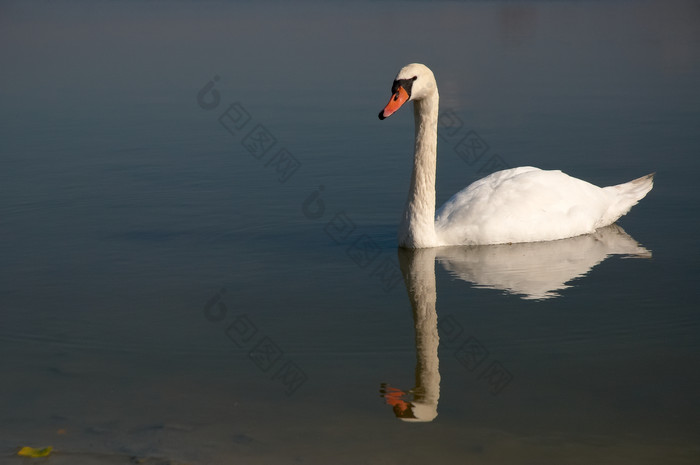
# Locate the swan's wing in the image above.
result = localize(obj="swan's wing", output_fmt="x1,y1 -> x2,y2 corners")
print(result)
435,167 -> 615,245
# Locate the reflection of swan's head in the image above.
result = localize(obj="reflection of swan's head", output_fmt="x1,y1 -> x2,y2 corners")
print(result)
380,384 -> 438,423
379,63 -> 437,120
398,401 -> 438,423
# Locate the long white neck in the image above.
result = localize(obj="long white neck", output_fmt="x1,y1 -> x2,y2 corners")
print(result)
398,91 -> 440,248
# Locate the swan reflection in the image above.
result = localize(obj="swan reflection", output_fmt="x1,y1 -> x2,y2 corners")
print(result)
380,248 -> 441,422
380,225 -> 650,421
438,224 -> 650,300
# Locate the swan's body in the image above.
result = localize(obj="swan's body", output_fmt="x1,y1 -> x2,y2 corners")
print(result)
435,166 -> 654,246
379,63 -> 654,249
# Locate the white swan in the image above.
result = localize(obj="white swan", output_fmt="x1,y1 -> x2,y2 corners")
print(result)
378,63 -> 654,249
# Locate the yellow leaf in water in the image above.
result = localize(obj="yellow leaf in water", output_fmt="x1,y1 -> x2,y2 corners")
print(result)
17,446 -> 53,457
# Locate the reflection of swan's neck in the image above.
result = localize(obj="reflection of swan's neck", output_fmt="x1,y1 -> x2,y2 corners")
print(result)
413,281 -> 440,408
399,92 -> 439,248
399,248 -> 441,421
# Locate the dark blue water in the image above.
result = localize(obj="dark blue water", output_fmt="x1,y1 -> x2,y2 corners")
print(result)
2,1 -> 699,463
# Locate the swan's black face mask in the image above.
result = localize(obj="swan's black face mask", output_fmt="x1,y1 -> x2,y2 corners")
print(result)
379,76 -> 417,120
391,77 -> 417,96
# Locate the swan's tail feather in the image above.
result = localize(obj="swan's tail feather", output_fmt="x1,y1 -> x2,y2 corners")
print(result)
602,172 -> 655,225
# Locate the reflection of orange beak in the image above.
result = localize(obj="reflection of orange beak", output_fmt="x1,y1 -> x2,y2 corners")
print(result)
378,86 -> 410,120
382,386 -> 409,413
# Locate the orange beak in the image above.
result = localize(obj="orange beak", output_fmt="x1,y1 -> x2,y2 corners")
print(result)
378,86 -> 410,120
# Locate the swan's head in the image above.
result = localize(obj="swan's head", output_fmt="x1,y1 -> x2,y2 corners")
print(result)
378,63 -> 437,120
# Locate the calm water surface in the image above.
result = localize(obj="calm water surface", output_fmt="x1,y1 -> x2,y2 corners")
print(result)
1,1 -> 699,464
